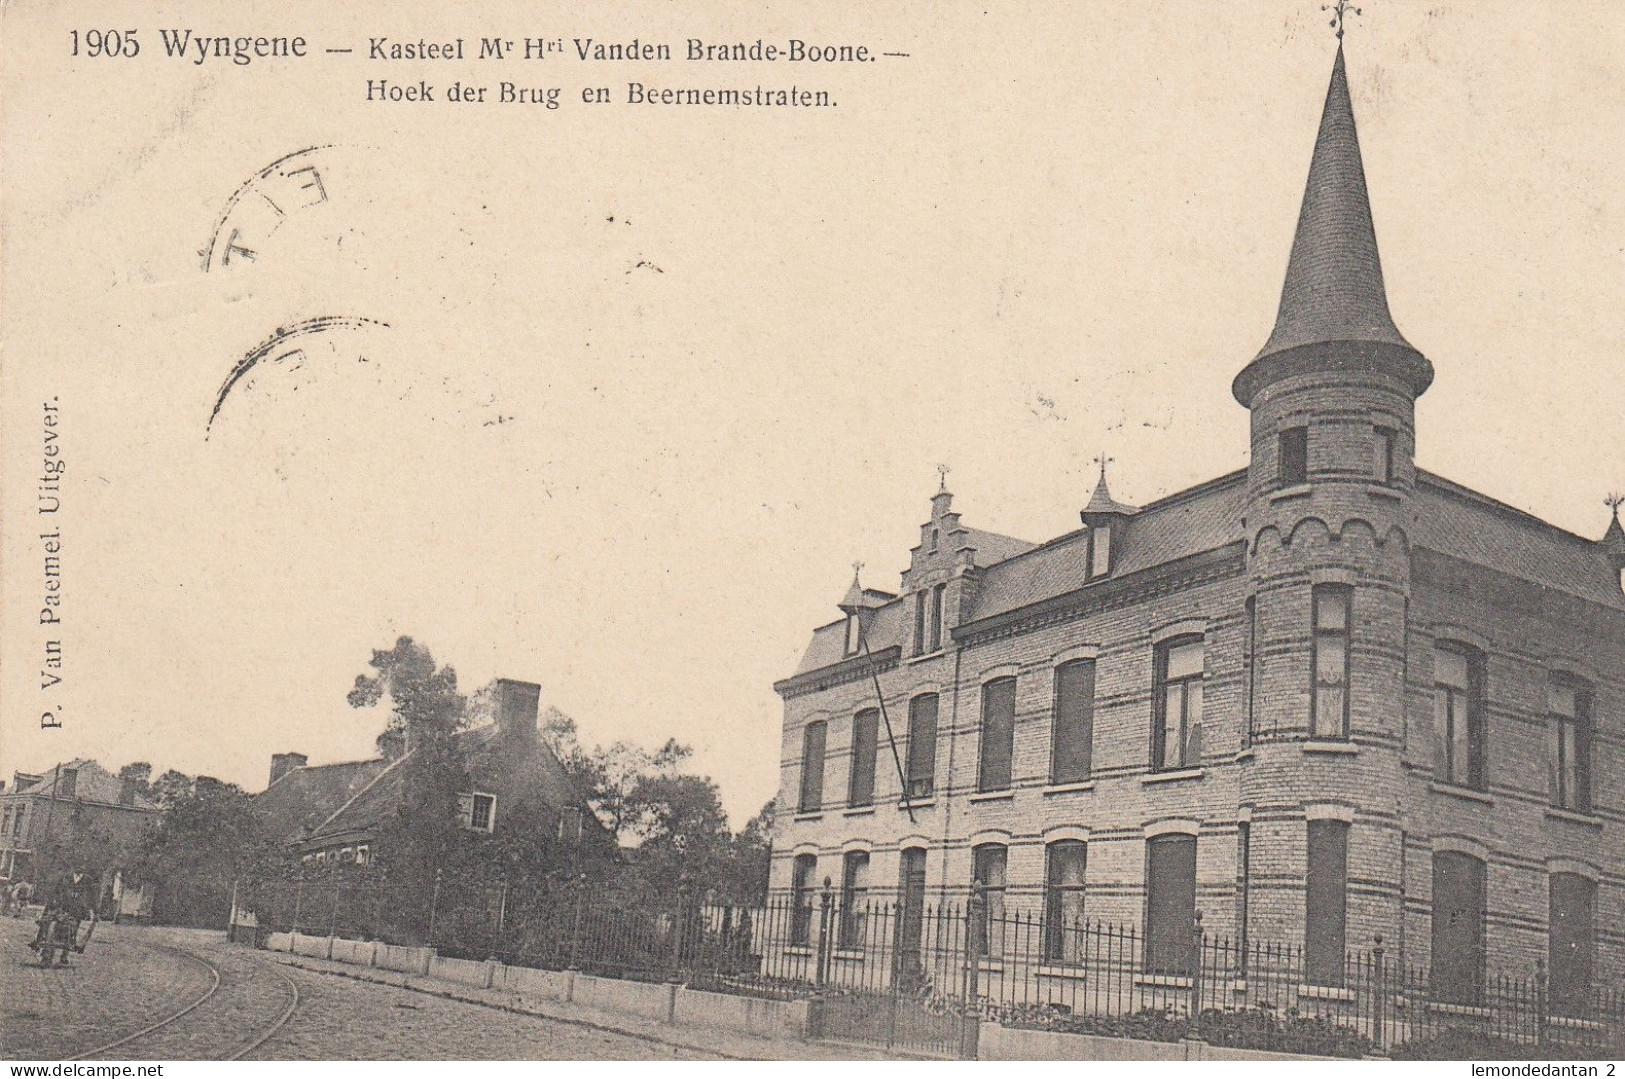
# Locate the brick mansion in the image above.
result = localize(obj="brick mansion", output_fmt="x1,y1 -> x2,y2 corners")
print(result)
770,40 -> 1625,1010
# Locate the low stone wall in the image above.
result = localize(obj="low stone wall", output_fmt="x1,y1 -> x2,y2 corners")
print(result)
430,955 -> 495,989
375,943 -> 433,975
290,933 -> 333,960
330,939 -> 378,967
571,973 -> 676,1022
265,931 -> 294,953
674,988 -> 810,1041
977,1023 -> 1328,1061
496,964 -> 574,1002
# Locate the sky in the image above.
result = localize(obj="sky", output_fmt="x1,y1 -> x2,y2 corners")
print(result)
2,2 -> 1622,826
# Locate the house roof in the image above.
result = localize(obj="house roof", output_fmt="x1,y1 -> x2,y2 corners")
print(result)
788,467 -> 1624,682
1412,472 -> 1625,611
252,758 -> 391,843
301,722 -> 590,846
10,760 -> 161,812
957,527 -> 1038,566
1255,45 -> 1412,364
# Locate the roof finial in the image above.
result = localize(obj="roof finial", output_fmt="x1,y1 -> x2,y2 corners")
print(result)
1324,1 -> 1361,41
1093,451 -> 1115,483
851,559 -> 865,581
1607,492 -> 1624,521
936,463 -> 951,493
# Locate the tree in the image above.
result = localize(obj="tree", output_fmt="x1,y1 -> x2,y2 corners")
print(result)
117,762 -> 154,802
132,777 -> 263,926
151,769 -> 195,809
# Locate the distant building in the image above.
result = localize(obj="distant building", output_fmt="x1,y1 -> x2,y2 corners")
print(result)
0,759 -> 162,915
252,679 -> 604,867
771,41 -> 1625,1011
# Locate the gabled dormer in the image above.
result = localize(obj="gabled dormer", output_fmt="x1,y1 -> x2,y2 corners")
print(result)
1080,463 -> 1138,580
837,566 -> 895,657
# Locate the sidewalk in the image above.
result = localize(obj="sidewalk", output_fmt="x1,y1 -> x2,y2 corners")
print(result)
271,951 -> 909,1061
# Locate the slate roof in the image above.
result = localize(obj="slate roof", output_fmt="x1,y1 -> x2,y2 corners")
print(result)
11,760 -> 161,812
252,758 -> 390,844
1256,45 -> 1412,363
1412,472 -> 1625,611
958,527 -> 1038,566
789,467 -> 1624,681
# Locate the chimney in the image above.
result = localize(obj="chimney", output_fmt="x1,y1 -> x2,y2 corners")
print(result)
58,767 -> 79,800
377,729 -> 406,761
269,752 -> 308,786
494,679 -> 542,742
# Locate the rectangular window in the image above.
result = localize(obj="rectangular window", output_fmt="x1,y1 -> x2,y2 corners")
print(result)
1153,637 -> 1204,771
1430,851 -> 1486,1006
978,677 -> 1017,792
1549,873 -> 1596,1017
1305,820 -> 1349,987
791,854 -> 816,946
1088,523 -> 1112,579
1051,659 -> 1096,784
1145,834 -> 1197,976
914,592 -> 926,654
844,613 -> 861,656
1311,585 -> 1352,739
896,848 -> 927,986
848,709 -> 878,808
1548,678 -> 1592,813
839,850 -> 870,948
1279,426 -> 1309,486
971,844 -> 1008,956
905,695 -> 938,799
1244,597 -> 1260,746
798,720 -> 827,813
929,584 -> 945,652
1433,644 -> 1485,789
58,769 -> 78,800
1374,426 -> 1396,483
458,792 -> 497,832
1043,840 -> 1087,964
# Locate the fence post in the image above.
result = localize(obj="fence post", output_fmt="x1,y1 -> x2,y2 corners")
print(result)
1372,935 -> 1386,1051
669,881 -> 691,977
568,873 -> 586,970
292,874 -> 304,935
427,869 -> 443,946
331,870 -> 343,938
496,881 -> 509,947
1534,957 -> 1548,1048
815,877 -> 835,987
1189,910 -> 1204,1034
960,885 -> 985,1060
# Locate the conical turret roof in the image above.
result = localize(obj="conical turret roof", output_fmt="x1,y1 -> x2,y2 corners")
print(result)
1257,45 -> 1411,361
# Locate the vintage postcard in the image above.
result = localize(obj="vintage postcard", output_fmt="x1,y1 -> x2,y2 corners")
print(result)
1,0 -> 1622,1067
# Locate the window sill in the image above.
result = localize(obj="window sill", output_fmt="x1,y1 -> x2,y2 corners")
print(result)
1043,781 -> 1097,796
1545,807 -> 1603,829
1136,974 -> 1193,989
976,960 -> 1004,974
842,806 -> 876,818
1428,781 -> 1493,805
1036,965 -> 1087,980
1270,483 -> 1313,504
1423,1001 -> 1491,1018
1301,741 -> 1358,756
898,797 -> 936,811
906,650 -> 946,665
1366,484 -> 1404,502
792,812 -> 824,823
832,949 -> 865,962
1298,984 -> 1356,1002
783,946 -> 814,958
1141,768 -> 1204,786
968,789 -> 1015,804
1233,748 -> 1255,763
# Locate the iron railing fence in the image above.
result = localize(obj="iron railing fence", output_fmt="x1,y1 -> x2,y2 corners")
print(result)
241,869 -> 1624,1056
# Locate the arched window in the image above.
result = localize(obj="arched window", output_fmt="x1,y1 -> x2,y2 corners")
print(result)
790,854 -> 817,946
1433,643 -> 1486,789
1430,850 -> 1486,1005
970,843 -> 1008,956
798,721 -> 827,813
906,694 -> 938,799
1305,820 -> 1350,987
1051,659 -> 1096,784
1043,840 -> 1087,964
978,677 -> 1017,792
839,850 -> 871,948
1153,636 -> 1204,771
1145,833 -> 1197,975
848,709 -> 879,808
1548,675 -> 1593,813
1549,872 -> 1596,1016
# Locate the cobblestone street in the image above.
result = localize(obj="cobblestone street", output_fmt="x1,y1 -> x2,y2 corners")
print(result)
0,920 -> 807,1059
